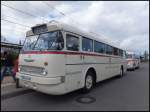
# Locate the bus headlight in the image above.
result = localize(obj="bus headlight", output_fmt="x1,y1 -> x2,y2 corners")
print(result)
42,69 -> 47,75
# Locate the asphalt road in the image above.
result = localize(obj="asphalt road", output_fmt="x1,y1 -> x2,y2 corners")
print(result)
1,62 -> 149,111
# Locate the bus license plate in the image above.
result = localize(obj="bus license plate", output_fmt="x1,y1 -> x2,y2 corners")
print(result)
21,75 -> 31,81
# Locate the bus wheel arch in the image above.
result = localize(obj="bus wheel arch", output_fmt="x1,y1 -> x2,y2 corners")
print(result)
90,68 -> 96,84
82,67 -> 97,93
85,67 -> 97,85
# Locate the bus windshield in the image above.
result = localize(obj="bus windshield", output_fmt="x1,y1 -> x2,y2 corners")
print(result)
22,35 -> 38,51
22,31 -> 64,51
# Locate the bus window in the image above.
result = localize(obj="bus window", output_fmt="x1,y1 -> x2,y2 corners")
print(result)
119,49 -> 123,57
82,37 -> 93,52
94,41 -> 105,53
22,35 -> 38,51
33,31 -> 64,51
113,47 -> 119,55
106,45 -> 113,55
66,34 -> 79,51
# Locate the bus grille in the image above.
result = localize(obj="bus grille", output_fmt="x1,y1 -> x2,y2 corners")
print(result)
20,65 -> 44,75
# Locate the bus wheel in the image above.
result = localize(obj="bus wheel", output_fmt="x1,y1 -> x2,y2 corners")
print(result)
82,71 -> 94,93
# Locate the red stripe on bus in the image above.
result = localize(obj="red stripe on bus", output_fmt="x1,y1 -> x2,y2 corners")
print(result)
21,51 -> 121,58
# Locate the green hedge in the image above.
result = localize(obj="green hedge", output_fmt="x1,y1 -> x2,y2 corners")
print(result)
1,51 -> 19,67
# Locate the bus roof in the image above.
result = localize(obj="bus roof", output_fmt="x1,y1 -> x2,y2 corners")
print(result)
27,20 -> 125,51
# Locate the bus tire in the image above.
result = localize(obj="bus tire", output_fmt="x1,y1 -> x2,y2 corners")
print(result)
82,70 -> 94,93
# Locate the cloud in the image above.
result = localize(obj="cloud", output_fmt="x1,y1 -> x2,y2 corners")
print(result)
120,34 -> 149,52
56,1 -> 149,53
1,1 -> 149,53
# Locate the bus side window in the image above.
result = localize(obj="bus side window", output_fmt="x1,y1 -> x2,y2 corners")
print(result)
82,37 -> 93,52
94,41 -> 105,54
113,47 -> 119,55
106,45 -> 113,55
66,34 -> 79,51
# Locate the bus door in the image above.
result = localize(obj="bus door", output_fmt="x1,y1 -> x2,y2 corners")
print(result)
65,32 -> 83,91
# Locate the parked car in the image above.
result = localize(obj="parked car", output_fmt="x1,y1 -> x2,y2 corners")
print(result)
134,55 -> 140,69
126,52 -> 140,70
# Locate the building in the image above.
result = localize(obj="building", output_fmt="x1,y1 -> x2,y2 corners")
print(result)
1,42 -> 23,54
1,35 -> 23,54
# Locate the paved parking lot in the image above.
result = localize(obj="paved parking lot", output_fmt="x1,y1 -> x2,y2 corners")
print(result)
1,62 -> 149,111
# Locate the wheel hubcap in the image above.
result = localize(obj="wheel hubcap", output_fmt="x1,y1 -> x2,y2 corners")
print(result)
86,75 -> 93,89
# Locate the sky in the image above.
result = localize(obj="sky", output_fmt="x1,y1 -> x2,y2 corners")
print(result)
1,1 -> 149,54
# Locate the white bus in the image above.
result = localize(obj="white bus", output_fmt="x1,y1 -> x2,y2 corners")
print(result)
16,21 -> 127,95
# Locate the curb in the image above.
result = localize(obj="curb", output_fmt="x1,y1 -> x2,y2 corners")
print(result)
1,88 -> 33,100
1,83 -> 15,88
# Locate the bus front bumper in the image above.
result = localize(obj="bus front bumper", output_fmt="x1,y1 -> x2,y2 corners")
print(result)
16,72 -> 66,95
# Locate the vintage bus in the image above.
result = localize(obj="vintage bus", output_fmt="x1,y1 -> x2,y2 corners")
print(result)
16,21 -> 127,95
